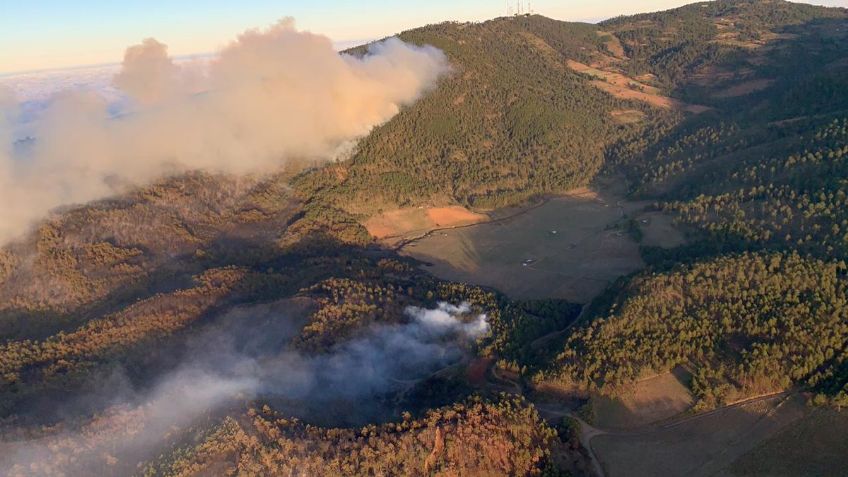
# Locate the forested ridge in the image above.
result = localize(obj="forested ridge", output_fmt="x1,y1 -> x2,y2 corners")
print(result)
538,252 -> 848,409
145,396 -> 556,476
293,16 -> 647,212
530,0 -> 848,411
1,0 -> 848,475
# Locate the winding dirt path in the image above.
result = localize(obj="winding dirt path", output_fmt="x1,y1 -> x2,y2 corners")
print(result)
527,304 -> 588,351
534,405 -> 607,477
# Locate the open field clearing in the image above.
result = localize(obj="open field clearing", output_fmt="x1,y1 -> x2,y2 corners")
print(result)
566,60 -> 664,95
597,31 -> 626,59
730,407 -> 848,476
363,206 -> 487,244
399,187 -> 657,302
593,368 -> 693,429
592,394 -> 808,477
610,109 -> 645,124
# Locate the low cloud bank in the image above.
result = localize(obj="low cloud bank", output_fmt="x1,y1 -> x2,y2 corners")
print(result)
0,18 -> 448,243
0,302 -> 487,475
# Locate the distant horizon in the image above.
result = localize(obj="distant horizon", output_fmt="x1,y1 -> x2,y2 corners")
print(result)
3,0 -> 846,76
0,39 -> 373,78
0,52 -> 213,79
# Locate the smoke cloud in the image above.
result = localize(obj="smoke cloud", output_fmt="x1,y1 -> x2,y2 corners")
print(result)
0,18 -> 448,243
0,301 -> 488,476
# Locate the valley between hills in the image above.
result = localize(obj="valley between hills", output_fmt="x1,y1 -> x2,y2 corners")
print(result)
2,1 -> 848,475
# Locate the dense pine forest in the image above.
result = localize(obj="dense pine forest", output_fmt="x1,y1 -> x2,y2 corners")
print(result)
539,252 -> 848,409
1,1 -> 848,475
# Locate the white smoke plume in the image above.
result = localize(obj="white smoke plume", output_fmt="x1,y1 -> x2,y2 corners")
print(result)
405,301 -> 491,339
0,18 -> 449,244
0,302 -> 488,476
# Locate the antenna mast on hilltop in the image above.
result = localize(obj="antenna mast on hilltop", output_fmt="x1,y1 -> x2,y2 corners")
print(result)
509,0 -> 533,16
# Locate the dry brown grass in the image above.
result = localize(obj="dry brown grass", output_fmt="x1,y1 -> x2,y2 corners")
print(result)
566,60 -> 662,94
519,31 -> 566,72
610,109 -> 646,124
598,31 -> 627,59
730,407 -> 848,476
634,73 -> 658,84
565,60 -> 710,113
562,187 -> 599,200
364,206 -> 487,241
593,394 -> 809,477
592,369 -> 694,429
427,206 -> 487,227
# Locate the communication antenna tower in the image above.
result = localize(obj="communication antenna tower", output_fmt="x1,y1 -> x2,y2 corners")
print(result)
508,0 -> 533,16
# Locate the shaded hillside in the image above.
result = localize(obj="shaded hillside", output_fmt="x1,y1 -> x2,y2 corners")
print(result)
0,174 -> 293,310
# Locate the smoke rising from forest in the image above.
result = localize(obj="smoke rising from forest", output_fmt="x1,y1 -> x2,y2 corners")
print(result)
0,302 -> 487,475
0,18 -> 448,244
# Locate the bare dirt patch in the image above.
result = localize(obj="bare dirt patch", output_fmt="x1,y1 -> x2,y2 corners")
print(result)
597,31 -> 626,59
466,357 -> 493,386
610,109 -> 646,124
364,209 -> 430,239
427,206 -> 487,228
593,81 -> 710,113
634,73 -> 658,84
592,368 -> 693,429
592,80 -> 672,107
364,206 -> 487,242
562,186 -> 599,200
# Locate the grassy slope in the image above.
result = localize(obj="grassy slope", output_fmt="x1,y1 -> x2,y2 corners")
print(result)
730,408 -> 848,476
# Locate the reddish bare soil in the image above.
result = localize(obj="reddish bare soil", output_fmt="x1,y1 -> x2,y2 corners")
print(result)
364,206 -> 487,241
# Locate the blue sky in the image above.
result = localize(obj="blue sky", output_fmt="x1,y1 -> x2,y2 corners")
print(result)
2,0 -> 847,74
